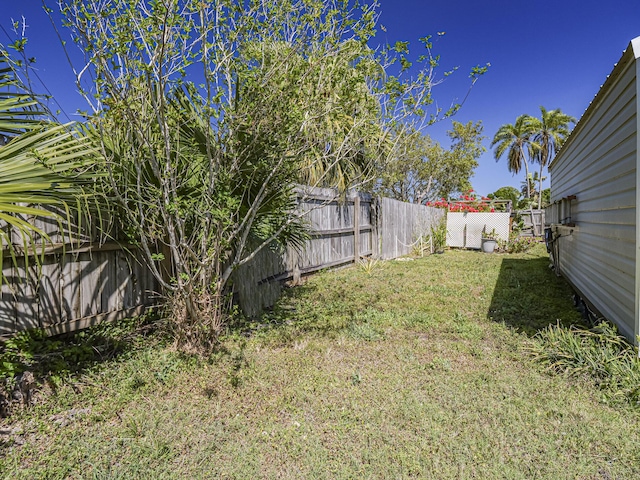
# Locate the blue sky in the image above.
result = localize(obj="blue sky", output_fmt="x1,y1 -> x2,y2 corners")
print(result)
376,0 -> 640,195
3,0 -> 640,196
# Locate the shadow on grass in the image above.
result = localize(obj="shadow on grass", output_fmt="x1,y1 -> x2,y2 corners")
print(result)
0,313 -> 167,397
488,255 -> 584,336
227,280 -> 348,340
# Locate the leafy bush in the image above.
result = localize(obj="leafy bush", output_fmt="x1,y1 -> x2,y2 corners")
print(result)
530,321 -> 640,408
498,232 -> 537,253
59,0 -> 483,353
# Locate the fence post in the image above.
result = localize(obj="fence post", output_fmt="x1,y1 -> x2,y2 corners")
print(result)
371,197 -> 379,258
353,193 -> 360,263
373,196 -> 381,259
292,250 -> 301,285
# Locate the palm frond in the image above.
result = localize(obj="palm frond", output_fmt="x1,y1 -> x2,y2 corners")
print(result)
0,52 -> 47,136
0,49 -> 101,268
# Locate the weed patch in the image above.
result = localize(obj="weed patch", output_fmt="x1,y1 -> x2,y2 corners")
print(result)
0,313 -> 164,417
530,321 -> 640,408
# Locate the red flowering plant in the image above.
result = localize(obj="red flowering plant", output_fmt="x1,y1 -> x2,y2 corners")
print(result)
426,190 -> 495,213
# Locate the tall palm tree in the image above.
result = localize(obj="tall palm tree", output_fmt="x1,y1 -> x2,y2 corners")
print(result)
530,106 -> 575,208
0,50 -> 98,268
491,114 -> 538,199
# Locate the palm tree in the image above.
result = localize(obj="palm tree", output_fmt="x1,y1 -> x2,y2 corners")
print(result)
529,106 -> 575,208
491,114 -> 538,199
520,171 -> 546,204
0,50 -> 98,268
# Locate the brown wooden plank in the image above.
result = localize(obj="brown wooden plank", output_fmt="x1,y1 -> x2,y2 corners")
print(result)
81,251 -> 104,318
60,252 -> 81,323
38,255 -> 62,329
0,258 -> 15,336
115,250 -> 130,311
14,259 -> 39,331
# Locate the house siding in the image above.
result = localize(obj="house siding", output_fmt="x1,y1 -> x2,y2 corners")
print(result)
549,44 -> 638,341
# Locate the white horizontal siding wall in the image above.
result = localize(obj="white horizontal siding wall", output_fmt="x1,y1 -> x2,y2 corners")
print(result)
549,41 -> 638,341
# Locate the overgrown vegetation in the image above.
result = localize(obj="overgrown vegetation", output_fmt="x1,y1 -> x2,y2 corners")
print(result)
2,245 -> 640,478
530,321 -> 640,408
33,0 -> 488,351
0,316 -> 158,381
0,315 -> 161,416
498,231 -> 538,253
430,216 -> 447,252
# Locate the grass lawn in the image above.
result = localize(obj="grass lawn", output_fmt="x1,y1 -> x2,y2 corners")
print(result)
2,244 -> 640,479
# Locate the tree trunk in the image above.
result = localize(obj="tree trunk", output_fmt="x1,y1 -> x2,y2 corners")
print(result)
537,162 -> 544,209
520,145 -> 531,200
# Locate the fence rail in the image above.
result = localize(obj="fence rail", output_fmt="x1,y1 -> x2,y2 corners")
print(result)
2,189 -> 443,336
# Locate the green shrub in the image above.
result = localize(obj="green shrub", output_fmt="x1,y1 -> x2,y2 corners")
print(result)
1,329 -> 49,380
530,321 -> 640,408
430,217 -> 448,252
499,232 -> 537,253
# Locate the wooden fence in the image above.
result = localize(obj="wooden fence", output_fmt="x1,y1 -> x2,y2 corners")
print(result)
378,197 -> 444,260
235,189 -> 444,317
0,213 -> 159,337
519,209 -> 545,236
1,189 -> 443,335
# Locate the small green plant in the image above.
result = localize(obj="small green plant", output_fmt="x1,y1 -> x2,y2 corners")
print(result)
430,218 -> 447,253
427,357 -> 452,372
347,321 -> 384,342
150,252 -> 165,261
529,321 -> 640,408
358,257 -> 380,275
482,228 -> 498,240
1,329 -> 50,380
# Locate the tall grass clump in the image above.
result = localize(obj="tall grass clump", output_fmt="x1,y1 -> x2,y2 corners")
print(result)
530,321 -> 640,408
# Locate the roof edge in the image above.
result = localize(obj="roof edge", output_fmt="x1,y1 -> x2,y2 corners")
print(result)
631,36 -> 640,59
550,39 -> 637,170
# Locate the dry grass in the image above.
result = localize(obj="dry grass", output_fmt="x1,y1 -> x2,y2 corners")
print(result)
2,244 -> 640,479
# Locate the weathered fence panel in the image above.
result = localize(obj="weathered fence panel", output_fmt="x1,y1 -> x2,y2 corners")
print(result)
519,209 -> 545,236
0,212 -> 160,337
236,192 -> 443,317
379,197 -> 444,260
234,187 -> 376,317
